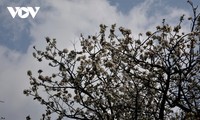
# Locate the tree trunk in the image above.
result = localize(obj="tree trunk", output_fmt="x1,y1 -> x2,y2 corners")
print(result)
159,75 -> 170,119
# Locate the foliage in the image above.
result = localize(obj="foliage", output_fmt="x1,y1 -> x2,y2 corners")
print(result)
24,1 -> 200,120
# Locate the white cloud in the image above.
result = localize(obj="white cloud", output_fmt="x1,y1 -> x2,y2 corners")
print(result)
0,0 -> 191,119
30,0 -> 120,50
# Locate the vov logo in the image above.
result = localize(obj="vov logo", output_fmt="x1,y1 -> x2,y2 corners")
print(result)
7,7 -> 40,19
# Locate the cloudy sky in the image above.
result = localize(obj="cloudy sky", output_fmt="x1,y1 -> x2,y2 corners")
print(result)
0,0 -> 199,119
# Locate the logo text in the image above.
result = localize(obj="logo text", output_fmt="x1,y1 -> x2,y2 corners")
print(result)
7,7 -> 40,19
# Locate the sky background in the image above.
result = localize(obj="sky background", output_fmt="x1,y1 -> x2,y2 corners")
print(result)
0,0 -> 200,119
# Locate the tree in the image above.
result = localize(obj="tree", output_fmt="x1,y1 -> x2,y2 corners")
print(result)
0,101 -> 5,120
24,1 -> 200,119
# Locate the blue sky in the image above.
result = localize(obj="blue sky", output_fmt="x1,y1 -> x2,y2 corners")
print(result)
0,0 -> 199,119
0,0 -> 199,53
